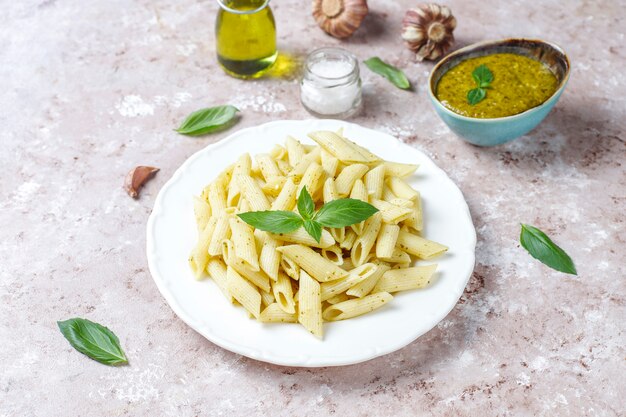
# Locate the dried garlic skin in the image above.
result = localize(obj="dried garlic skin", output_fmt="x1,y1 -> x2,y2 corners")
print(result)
402,3 -> 456,61
312,0 -> 369,39
124,166 -> 159,198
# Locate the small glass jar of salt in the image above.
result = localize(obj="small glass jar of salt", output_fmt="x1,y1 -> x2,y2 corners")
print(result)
300,47 -> 362,119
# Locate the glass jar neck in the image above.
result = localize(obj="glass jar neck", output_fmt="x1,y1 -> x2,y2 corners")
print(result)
216,0 -> 270,14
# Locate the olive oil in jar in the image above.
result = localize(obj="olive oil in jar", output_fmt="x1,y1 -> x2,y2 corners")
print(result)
215,0 -> 277,78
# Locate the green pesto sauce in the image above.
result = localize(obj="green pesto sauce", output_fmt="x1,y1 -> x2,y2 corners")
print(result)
436,53 -> 558,118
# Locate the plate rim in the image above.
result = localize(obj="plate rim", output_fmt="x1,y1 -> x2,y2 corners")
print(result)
146,119 -> 476,367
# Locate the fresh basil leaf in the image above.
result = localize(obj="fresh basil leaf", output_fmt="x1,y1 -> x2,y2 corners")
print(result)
238,211 -> 303,233
467,88 -> 486,105
57,318 -> 128,366
520,224 -> 577,275
303,219 -> 322,243
297,187 -> 315,220
314,198 -> 378,228
176,105 -> 239,136
472,64 -> 493,86
364,57 -> 411,90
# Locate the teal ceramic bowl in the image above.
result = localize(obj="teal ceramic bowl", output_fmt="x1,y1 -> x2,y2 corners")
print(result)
428,39 -> 570,146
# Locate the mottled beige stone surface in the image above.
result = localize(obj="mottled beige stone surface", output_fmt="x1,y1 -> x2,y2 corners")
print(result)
1,0 -> 625,416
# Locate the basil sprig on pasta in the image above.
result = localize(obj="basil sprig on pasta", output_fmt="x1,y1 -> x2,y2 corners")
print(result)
238,187 -> 378,243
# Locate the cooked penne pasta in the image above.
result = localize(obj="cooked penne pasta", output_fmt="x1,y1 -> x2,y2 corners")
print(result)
222,240 -> 271,293
260,303 -> 297,323
278,244 -> 348,283
227,266 -> 261,319
373,264 -> 437,293
351,212 -> 382,266
189,130 -> 448,339
323,292 -> 393,321
270,228 -> 335,249
335,163 -> 369,196
236,174 -> 270,211
376,223 -> 400,259
273,272 -> 296,314
206,258 -> 233,302
386,176 -> 419,200
364,164 -> 385,200
370,199 -> 412,224
229,216 -> 260,272
285,135 -> 306,167
298,271 -> 323,338
346,263 -> 390,298
396,231 -> 448,259
320,263 -> 377,301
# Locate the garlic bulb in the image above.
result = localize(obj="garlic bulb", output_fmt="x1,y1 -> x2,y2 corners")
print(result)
402,4 -> 456,61
312,0 -> 369,39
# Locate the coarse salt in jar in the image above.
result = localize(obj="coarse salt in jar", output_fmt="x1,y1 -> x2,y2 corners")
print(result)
300,47 -> 362,119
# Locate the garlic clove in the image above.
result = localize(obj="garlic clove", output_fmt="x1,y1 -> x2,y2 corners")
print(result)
402,3 -> 456,61
312,0 -> 369,39
124,166 -> 159,198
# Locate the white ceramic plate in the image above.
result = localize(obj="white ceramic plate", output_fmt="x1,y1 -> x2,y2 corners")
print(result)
147,120 -> 476,367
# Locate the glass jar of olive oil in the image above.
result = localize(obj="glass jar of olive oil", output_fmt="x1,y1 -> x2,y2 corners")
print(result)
215,0 -> 277,79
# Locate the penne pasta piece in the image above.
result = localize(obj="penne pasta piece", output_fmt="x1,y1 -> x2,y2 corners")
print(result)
339,257 -> 355,271
289,147 -> 322,180
229,216 -> 260,271
297,161 -> 324,197
346,263 -> 391,298
335,163 -> 369,196
278,244 -> 348,283
326,293 -> 351,305
339,228 -> 357,250
371,199 -> 412,224
236,174 -> 270,211
272,272 -> 296,314
208,181 -> 227,214
386,177 -> 419,200
208,213 -> 232,256
323,292 -> 393,321
188,216 -> 218,279
227,153 -> 252,206
276,158 -> 292,176
320,263 -> 377,301
373,264 -> 437,293
396,230 -> 448,259
270,177 -> 297,211
280,255 -> 300,280
378,248 -> 411,264
270,228 -> 335,249
381,185 -> 397,203
388,198 -> 414,208
255,153 -> 282,181
227,266 -> 261,319
193,196 -> 212,233
285,135 -> 306,167
321,245 -> 344,266
349,179 -> 368,235
259,233 -> 282,281
269,144 -> 287,160
262,176 -> 287,197
330,227 -> 346,244
260,303 -> 297,323
382,161 -> 419,178
364,164 -> 385,200
206,258 -> 233,302
403,191 -> 423,232
222,240 -> 271,293
308,130 -> 380,164
351,212 -> 382,266
298,271 -> 323,338
260,289 -> 275,307
323,177 -> 339,203
376,223 -> 400,259
321,149 -> 339,178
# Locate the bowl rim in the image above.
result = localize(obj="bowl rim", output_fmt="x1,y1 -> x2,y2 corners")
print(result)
427,38 -> 571,123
